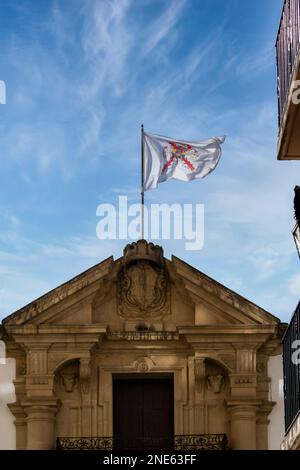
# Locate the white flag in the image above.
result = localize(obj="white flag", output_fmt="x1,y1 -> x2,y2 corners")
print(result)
143,132 -> 225,191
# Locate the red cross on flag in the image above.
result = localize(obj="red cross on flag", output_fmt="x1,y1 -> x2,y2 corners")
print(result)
142,132 -> 226,191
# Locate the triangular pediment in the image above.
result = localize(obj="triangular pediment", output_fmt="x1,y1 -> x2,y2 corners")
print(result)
1,242 -> 281,329
169,256 -> 280,326
2,256 -> 115,327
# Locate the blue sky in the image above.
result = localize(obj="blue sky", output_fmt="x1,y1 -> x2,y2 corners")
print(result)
0,0 -> 299,322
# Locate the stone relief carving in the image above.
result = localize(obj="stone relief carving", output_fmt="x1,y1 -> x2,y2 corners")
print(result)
54,361 -> 80,395
135,359 -> 149,372
133,357 -> 155,372
61,373 -> 78,393
118,262 -> 168,318
206,374 -> 224,394
117,241 -> 169,319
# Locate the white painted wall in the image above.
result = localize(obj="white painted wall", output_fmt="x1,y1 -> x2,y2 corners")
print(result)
0,340 -> 16,449
268,354 -> 285,450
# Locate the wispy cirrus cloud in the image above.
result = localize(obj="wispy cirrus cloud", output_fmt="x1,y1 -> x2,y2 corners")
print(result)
0,0 -> 296,324
235,42 -> 275,78
79,0 -> 133,100
0,219 -> 125,317
288,273 -> 300,296
142,0 -> 187,56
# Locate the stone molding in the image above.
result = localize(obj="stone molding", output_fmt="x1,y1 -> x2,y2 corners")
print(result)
3,258 -> 113,326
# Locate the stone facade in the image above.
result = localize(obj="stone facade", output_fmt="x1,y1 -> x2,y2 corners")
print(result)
0,240 -> 285,450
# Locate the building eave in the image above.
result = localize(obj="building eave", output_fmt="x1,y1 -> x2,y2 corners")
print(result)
277,47 -> 300,161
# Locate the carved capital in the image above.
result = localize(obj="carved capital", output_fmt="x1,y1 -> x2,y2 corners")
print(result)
22,398 -> 60,419
8,403 -> 26,422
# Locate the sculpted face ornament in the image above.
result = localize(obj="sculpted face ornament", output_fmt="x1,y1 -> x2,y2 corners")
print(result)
206,374 -> 224,394
61,373 -> 77,393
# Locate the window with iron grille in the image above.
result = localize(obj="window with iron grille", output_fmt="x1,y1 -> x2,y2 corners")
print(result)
276,0 -> 300,124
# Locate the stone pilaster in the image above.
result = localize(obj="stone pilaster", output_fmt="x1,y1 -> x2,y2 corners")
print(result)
8,404 -> 27,450
228,402 -> 259,450
23,399 -> 59,450
79,356 -> 92,436
228,346 -> 259,449
256,403 -> 275,450
193,356 -> 206,434
24,345 -> 55,398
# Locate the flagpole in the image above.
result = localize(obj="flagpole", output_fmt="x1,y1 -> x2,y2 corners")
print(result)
141,124 -> 145,240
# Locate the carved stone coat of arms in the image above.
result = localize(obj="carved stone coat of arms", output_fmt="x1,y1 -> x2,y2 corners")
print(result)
117,260 -> 169,319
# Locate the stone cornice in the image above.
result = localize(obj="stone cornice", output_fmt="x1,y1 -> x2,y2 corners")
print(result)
2,257 -> 113,326
170,256 -> 281,325
4,324 -> 108,345
178,325 -> 282,351
178,324 -> 279,336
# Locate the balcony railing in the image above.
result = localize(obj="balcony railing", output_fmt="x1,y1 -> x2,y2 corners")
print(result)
276,0 -> 300,125
283,300 -> 300,432
174,434 -> 228,451
56,437 -> 113,450
56,434 -> 229,451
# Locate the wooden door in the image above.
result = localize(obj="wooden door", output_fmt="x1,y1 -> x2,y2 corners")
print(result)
113,376 -> 174,450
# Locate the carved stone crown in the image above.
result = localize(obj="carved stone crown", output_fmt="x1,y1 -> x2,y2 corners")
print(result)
123,240 -> 164,266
